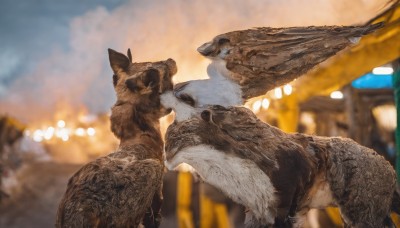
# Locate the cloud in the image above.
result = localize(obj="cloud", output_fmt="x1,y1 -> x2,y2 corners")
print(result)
0,48 -> 21,82
0,0 -> 390,123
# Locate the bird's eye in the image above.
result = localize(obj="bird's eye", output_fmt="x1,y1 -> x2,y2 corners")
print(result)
218,38 -> 230,45
178,93 -> 196,107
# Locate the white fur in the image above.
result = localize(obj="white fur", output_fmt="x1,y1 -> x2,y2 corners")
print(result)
160,91 -> 198,122
348,37 -> 361,44
290,180 -> 334,227
309,182 -> 334,209
166,144 -> 276,225
175,60 -> 242,108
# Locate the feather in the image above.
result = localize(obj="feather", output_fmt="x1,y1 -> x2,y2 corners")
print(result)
198,23 -> 383,100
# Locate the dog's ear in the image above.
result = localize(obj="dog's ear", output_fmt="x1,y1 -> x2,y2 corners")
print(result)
127,48 -> 132,62
165,58 -> 177,76
108,48 -> 130,74
142,68 -> 160,88
201,110 -> 212,122
125,68 -> 160,94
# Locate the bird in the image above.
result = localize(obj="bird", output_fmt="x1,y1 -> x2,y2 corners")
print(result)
56,49 -> 177,228
164,104 -> 399,228
171,23 -> 383,110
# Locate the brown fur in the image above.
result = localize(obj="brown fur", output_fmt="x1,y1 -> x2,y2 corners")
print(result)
56,49 -> 176,228
198,23 -> 383,99
166,105 -> 396,228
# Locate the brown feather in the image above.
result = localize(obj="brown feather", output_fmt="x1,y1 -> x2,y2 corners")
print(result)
198,23 -> 383,99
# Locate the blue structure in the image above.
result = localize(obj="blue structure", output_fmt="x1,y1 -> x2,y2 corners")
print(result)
352,73 -> 393,89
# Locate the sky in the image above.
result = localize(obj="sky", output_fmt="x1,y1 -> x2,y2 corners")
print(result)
0,0 -> 391,123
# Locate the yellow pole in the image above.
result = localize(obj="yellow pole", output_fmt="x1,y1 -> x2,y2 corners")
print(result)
214,203 -> 230,228
200,193 -> 231,228
325,207 -> 343,226
200,193 -> 214,228
277,96 -> 299,133
177,171 -> 194,228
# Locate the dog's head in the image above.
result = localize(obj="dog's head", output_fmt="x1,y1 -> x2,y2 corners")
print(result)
200,105 -> 256,129
108,48 -> 177,117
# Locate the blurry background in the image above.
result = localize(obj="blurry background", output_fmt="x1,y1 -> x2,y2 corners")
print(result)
0,0 -> 398,227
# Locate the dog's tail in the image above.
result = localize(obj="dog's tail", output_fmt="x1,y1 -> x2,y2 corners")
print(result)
392,186 -> 400,214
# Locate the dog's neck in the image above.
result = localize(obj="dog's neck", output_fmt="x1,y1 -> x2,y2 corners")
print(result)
110,99 -> 164,160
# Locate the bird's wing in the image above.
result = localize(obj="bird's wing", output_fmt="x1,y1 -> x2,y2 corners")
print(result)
200,23 -> 383,99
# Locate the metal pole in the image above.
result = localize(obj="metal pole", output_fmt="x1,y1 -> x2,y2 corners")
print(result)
392,59 -> 400,182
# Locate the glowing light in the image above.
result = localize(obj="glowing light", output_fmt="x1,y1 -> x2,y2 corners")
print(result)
330,91 -> 344,99
372,66 -> 393,75
56,128 -> 69,139
262,98 -> 270,109
274,88 -> 283,99
44,127 -> 55,140
283,84 -> 293,95
87,127 -> 96,136
33,130 -> 44,142
75,128 -> 86,136
57,120 -> 66,128
252,100 -> 262,112
61,134 -> 69,141
79,115 -> 97,123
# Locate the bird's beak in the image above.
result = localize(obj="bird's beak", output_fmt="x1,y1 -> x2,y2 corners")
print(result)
197,42 -> 216,56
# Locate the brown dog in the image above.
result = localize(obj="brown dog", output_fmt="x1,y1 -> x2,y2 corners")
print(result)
164,104 -> 398,228
56,49 -> 176,228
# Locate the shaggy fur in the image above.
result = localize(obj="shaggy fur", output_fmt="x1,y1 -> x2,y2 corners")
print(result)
56,49 -> 176,228
166,24 -> 383,113
164,104 -> 398,228
197,23 -> 383,99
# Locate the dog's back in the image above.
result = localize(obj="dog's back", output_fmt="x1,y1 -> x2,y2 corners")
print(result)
56,150 -> 163,228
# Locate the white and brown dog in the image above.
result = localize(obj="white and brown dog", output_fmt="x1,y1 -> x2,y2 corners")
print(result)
161,95 -> 399,228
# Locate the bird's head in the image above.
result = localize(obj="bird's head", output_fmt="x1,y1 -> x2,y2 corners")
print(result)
197,35 -> 232,60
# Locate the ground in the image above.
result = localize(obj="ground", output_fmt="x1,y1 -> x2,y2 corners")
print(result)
0,161 -> 178,228
0,162 -> 80,228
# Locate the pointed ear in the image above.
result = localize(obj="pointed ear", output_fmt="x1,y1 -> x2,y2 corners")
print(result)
201,110 -> 212,122
127,48 -> 132,62
108,48 -> 130,74
165,58 -> 177,76
142,68 -> 160,88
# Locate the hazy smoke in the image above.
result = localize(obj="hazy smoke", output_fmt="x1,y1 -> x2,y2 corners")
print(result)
0,0 -> 390,123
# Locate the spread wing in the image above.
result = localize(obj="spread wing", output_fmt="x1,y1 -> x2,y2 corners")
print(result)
198,23 -> 383,99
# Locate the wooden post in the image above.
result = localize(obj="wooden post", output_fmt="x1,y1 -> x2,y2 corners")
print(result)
344,86 -> 357,140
